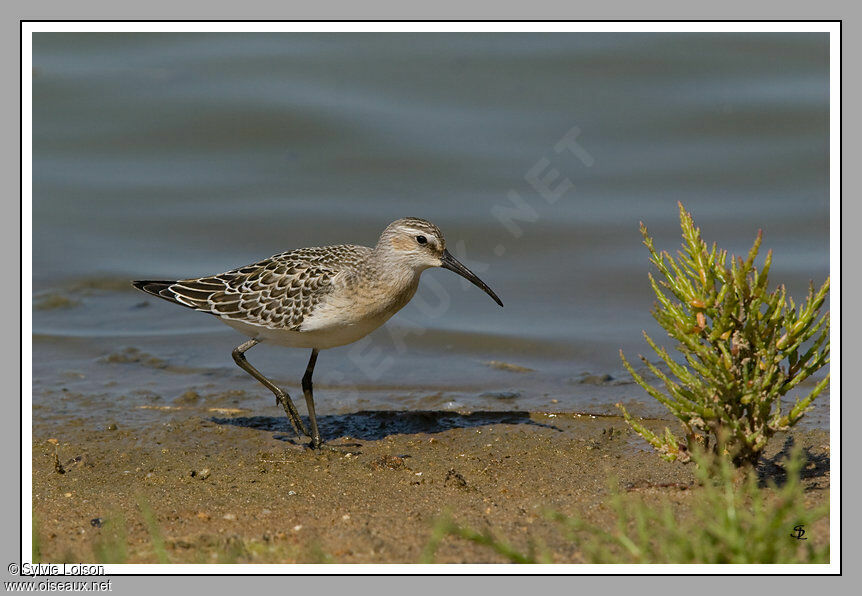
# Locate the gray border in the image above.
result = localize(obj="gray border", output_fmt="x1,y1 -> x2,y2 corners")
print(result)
7,1 -> 849,592
0,0 -> 854,19
4,4 -> 21,584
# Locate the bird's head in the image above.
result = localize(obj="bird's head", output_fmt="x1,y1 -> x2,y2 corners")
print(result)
378,217 -> 503,307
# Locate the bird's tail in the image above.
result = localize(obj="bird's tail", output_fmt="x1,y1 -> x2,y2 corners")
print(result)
132,280 -> 182,304
132,279 -> 228,315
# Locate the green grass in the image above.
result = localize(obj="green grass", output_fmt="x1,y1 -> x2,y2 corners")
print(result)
422,445 -> 828,564
32,513 -> 41,563
136,497 -> 169,564
423,519 -> 551,564
33,498 -> 311,564
91,513 -> 128,564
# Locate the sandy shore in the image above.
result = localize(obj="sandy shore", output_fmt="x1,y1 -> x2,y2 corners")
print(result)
32,407 -> 830,564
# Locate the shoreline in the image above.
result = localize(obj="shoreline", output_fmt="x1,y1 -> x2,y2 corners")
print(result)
32,407 -> 830,564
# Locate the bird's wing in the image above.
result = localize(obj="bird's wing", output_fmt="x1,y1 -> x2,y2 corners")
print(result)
158,245 -> 371,331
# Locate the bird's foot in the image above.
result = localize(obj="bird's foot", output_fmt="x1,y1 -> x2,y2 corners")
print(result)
277,401 -> 310,438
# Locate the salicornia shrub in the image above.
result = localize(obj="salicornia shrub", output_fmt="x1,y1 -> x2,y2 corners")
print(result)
618,203 -> 829,466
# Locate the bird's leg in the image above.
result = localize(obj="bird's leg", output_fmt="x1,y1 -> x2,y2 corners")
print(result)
301,350 -> 361,454
302,349 -> 323,449
231,339 -> 309,438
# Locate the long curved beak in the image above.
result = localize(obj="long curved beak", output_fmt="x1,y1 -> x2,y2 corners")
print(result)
440,249 -> 504,307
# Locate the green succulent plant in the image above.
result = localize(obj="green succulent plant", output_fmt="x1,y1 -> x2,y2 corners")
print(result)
618,203 -> 829,466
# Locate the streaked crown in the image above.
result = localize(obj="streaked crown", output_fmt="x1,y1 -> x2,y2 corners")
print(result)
385,217 -> 443,240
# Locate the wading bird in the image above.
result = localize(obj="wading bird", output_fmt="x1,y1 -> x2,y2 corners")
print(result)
133,218 -> 503,449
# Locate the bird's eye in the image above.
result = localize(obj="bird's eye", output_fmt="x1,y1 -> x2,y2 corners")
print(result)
416,235 -> 428,245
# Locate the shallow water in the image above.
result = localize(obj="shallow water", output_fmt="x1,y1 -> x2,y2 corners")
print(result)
31,33 -> 830,428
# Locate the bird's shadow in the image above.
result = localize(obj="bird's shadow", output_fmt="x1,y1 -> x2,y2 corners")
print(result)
210,410 -> 560,444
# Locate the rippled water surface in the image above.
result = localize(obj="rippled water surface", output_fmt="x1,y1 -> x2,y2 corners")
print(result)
31,33 -> 830,427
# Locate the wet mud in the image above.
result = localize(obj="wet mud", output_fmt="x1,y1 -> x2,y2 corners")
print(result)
32,404 -> 830,564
